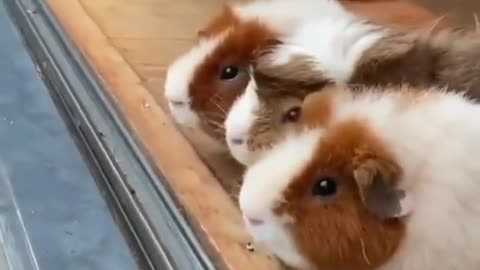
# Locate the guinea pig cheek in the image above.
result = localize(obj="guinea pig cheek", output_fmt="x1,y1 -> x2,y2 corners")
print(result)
164,78 -> 200,127
167,101 -> 200,128
244,212 -> 313,269
190,66 -> 250,142
225,81 -> 261,166
164,62 -> 200,127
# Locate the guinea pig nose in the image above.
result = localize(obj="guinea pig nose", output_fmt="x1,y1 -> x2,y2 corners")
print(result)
170,100 -> 186,107
246,216 -> 265,226
230,137 -> 245,145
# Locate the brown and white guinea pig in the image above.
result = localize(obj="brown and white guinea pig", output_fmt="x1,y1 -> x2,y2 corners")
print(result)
224,11 -> 480,166
164,0 -> 447,144
238,85 -> 480,270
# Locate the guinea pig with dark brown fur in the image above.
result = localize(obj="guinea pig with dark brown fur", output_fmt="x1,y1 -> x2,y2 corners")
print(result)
224,14 -> 478,165
239,85 -> 480,270
164,0 -> 448,146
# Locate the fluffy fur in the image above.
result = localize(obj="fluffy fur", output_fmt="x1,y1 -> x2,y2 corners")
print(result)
165,0 -> 347,140
240,128 -> 321,269
225,10 -> 388,165
165,0 -> 446,144
261,17 -> 387,83
226,20 -> 480,166
239,85 -> 480,270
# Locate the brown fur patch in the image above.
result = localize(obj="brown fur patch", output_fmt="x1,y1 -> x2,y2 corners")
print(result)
351,29 -> 439,87
276,118 -> 405,270
190,8 -> 277,141
354,27 -> 480,99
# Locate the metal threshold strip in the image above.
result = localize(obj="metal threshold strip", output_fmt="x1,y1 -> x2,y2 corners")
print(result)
3,0 -> 217,270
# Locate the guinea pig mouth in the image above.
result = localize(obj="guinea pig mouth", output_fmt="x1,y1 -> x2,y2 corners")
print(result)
168,104 -> 200,128
244,215 -> 306,267
244,222 -> 274,250
227,141 -> 255,166
248,240 -> 272,255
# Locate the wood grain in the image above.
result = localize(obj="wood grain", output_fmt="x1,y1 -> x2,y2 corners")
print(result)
45,0 -> 281,269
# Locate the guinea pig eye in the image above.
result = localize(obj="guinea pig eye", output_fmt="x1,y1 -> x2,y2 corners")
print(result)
220,66 -> 239,80
312,177 -> 337,197
281,106 -> 301,123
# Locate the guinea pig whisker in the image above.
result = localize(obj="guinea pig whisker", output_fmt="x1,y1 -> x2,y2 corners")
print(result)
360,238 -> 372,266
206,119 -> 225,128
230,191 -> 240,201
255,114 -> 271,121
257,124 -> 273,132
276,196 -> 288,205
474,13 -> 480,32
423,14 -> 447,35
211,99 -> 228,114
197,92 -> 229,114
208,91 -> 227,104
202,109 -> 228,119
205,119 -> 226,131
215,99 -> 229,114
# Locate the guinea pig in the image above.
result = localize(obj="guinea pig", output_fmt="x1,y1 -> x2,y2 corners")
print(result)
224,14 -> 479,166
239,85 -> 480,270
164,0 -> 447,144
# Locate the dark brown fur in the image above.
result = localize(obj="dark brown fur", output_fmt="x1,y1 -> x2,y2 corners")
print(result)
353,27 -> 480,97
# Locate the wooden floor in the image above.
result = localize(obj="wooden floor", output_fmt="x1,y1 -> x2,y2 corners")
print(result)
46,0 -> 281,270
45,0 -> 480,269
80,0 -> 246,195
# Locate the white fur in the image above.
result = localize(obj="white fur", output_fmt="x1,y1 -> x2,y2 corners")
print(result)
240,87 -> 480,270
164,31 -> 229,127
239,129 -> 321,270
225,79 -> 260,166
266,16 -> 386,83
165,0 -> 350,128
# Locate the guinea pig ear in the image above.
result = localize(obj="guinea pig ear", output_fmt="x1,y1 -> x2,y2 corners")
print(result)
353,158 -> 414,219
